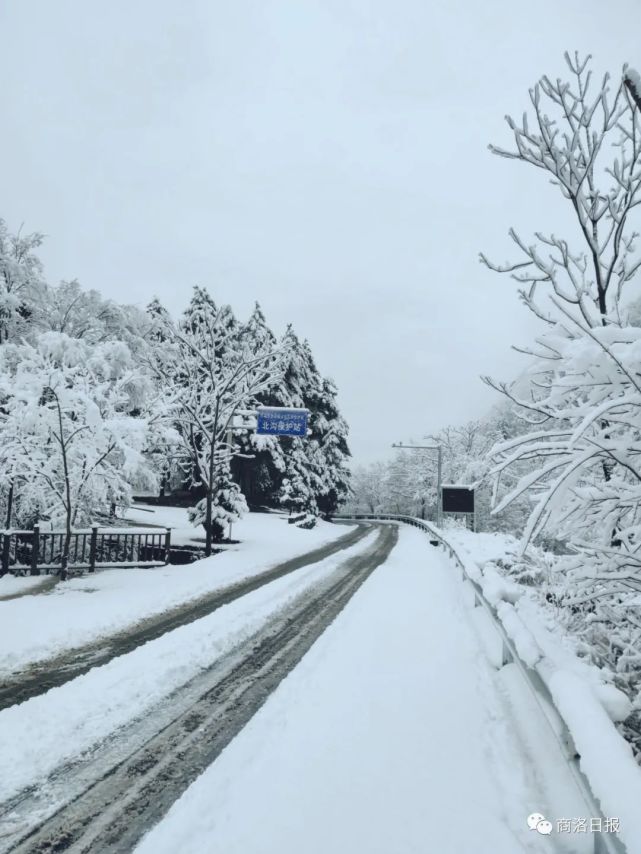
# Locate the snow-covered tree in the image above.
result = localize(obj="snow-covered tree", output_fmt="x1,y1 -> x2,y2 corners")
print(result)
147,287 -> 282,553
482,53 -> 641,587
231,303 -> 288,506
0,219 -> 47,343
314,377 -> 351,516
188,457 -> 248,542
40,279 -> 148,353
278,436 -> 321,516
347,462 -> 388,514
274,329 -> 326,517
0,333 -> 165,578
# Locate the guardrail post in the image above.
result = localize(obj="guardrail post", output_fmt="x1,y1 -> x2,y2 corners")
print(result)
560,728 -> 579,762
164,529 -> 171,564
1,534 -> 10,576
89,526 -> 98,573
501,639 -> 513,667
31,525 -> 40,575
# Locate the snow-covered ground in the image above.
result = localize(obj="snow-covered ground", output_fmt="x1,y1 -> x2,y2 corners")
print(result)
443,523 -> 641,851
0,574 -> 53,599
0,530 -> 378,812
134,525 -> 596,854
0,509 -> 355,676
124,502 -> 210,546
444,523 -> 520,566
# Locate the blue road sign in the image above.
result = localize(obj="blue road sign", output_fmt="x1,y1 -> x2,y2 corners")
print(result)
256,407 -> 309,437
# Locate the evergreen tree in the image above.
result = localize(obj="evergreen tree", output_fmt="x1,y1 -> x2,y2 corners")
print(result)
232,303 -> 288,506
315,376 -> 351,516
275,328 -> 325,515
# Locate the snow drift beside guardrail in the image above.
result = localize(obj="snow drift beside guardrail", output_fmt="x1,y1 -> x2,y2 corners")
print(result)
334,513 -> 636,854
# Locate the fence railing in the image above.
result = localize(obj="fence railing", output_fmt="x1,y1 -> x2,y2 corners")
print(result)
0,526 -> 171,575
334,513 -> 626,854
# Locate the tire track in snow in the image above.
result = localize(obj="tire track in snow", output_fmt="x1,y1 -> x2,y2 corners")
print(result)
0,523 -> 369,711
2,523 -> 398,854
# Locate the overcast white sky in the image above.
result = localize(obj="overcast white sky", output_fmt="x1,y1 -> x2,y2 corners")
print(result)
2,1 -> 641,464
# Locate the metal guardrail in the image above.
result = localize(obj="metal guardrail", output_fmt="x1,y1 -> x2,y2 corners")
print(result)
0,526 -> 171,575
334,513 -> 626,854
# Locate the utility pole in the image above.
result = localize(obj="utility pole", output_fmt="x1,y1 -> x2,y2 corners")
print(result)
391,442 -> 443,527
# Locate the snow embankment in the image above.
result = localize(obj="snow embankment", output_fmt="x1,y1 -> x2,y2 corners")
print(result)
0,530 -> 378,806
0,511 -> 355,676
444,525 -> 641,852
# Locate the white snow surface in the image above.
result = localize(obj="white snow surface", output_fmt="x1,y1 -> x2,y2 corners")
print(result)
0,575 -> 51,598
134,526 -> 591,854
548,670 -> 641,850
440,525 -> 640,851
0,530 -> 378,805
0,510 -> 355,676
443,524 -> 520,566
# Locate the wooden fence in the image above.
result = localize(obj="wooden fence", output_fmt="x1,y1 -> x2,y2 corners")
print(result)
0,526 -> 171,575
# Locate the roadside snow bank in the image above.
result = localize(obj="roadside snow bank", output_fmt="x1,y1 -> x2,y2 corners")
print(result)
481,563 -> 522,606
548,670 -> 641,850
439,525 -> 641,852
0,512 -> 355,676
495,602 -> 541,668
444,527 -> 520,568
0,530 -> 377,804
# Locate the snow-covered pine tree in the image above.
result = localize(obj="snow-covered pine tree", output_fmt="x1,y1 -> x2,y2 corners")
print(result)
275,328 -> 325,520
142,297 -> 183,496
148,286 -> 281,553
315,376 -> 351,516
231,302 -> 288,506
145,297 -> 173,336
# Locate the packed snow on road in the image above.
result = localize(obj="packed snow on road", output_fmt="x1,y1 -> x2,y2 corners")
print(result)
133,525 -> 600,854
0,507 -> 355,676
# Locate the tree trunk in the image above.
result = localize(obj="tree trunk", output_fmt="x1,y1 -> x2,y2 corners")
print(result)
205,399 -> 221,557
61,513 -> 72,582
55,392 -> 72,581
5,481 -> 13,529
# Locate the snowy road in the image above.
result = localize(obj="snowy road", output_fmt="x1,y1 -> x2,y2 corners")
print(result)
0,523 -> 368,709
0,510 -> 356,679
135,525 -> 595,854
0,524 -> 397,853
1,523 -> 608,853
